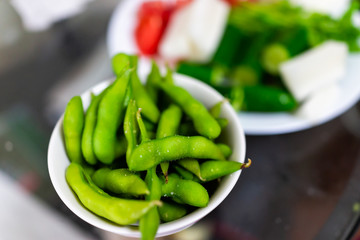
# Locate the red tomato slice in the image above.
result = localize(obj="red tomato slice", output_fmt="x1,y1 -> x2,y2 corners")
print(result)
135,0 -> 192,55
135,1 -> 170,55
135,14 -> 164,55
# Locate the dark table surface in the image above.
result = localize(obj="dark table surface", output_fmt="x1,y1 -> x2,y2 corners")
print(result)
1,1 -> 360,240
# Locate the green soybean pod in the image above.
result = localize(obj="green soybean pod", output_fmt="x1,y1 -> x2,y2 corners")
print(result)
140,167 -> 162,240
159,82 -> 221,139
210,99 -> 227,118
93,69 -> 132,164
145,60 -> 162,103
137,108 -> 151,143
177,159 -> 201,180
178,121 -> 196,136
112,53 -> 137,76
156,104 -> 182,139
156,104 -> 183,176
124,99 -> 138,161
81,91 -> 107,165
217,118 -> 229,129
114,135 -> 128,158
161,173 -> 209,208
63,96 -> 84,164
163,65 -> 174,84
92,168 -> 149,196
66,162 -> 160,225
216,143 -> 232,158
131,71 -> 160,123
128,136 -> 226,171
173,165 -> 199,181
200,159 -> 251,182
158,201 -> 187,222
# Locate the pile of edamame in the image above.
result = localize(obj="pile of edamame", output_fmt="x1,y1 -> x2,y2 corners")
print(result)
63,53 -> 251,240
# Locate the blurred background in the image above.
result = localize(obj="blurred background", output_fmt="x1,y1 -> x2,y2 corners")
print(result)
1,0 -> 360,240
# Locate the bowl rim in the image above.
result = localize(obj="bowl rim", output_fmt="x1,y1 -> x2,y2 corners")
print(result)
48,73 -> 246,238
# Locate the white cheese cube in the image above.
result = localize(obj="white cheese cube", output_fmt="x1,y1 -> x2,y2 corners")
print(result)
280,40 -> 348,102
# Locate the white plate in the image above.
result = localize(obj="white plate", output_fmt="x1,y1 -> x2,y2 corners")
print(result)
107,0 -> 360,135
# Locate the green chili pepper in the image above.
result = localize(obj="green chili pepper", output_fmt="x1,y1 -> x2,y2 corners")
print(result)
124,99 -> 138,161
128,136 -> 225,171
66,162 -> 160,225
158,200 -> 187,222
212,24 -> 245,67
63,96 -> 84,164
242,85 -> 297,112
159,82 -> 221,139
161,173 -> 209,207
92,168 -> 149,196
232,31 -> 273,83
176,62 -> 225,86
131,71 -> 160,124
140,167 -> 162,240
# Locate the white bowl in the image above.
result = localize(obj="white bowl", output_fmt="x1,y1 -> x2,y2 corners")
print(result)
48,73 -> 246,238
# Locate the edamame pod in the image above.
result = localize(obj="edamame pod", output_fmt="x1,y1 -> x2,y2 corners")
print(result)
217,118 -> 229,129
156,104 -> 183,176
112,53 -> 138,76
66,163 -> 160,225
178,159 -> 251,182
174,165 -> 198,181
114,135 -> 128,158
131,72 -> 160,123
124,99 -> 138,161
158,201 -> 187,222
161,173 -> 209,207
92,168 -> 149,196
140,167 -> 162,240
216,143 -> 232,158
159,82 -> 221,139
200,160 -> 251,182
210,100 -> 226,119
156,104 -> 182,139
93,70 -> 131,164
145,60 -> 162,103
128,136 -> 226,171
63,96 -> 84,164
177,159 -> 201,180
81,91 -> 106,165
